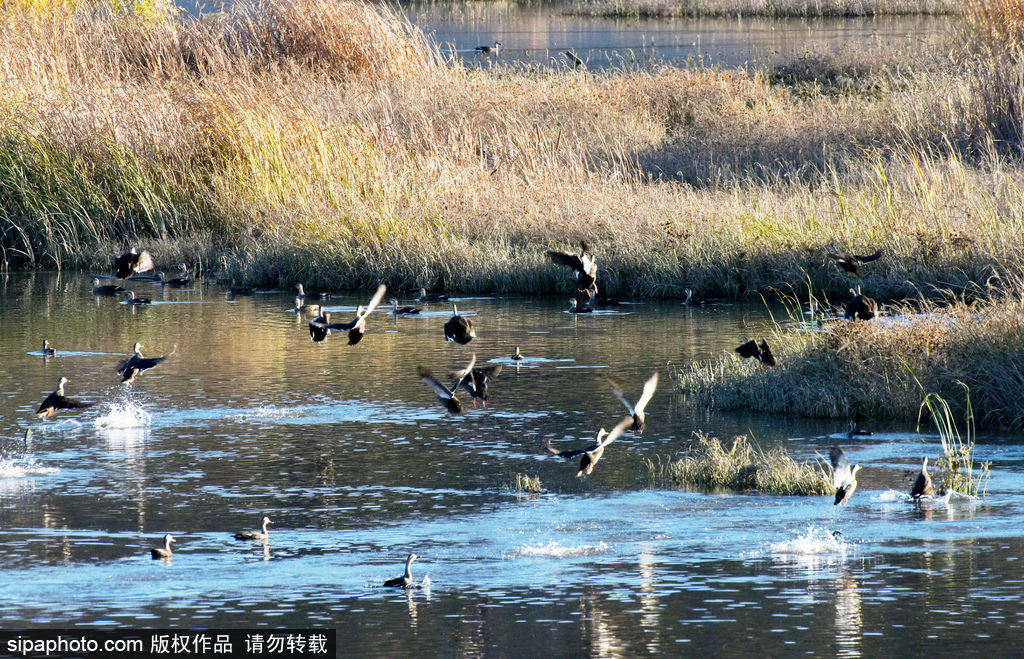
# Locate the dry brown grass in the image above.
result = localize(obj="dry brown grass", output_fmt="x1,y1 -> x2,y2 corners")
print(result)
675,291 -> 1024,427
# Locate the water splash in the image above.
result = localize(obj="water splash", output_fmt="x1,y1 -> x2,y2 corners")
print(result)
770,526 -> 846,555
0,457 -> 59,478
94,402 -> 152,429
510,541 -> 608,558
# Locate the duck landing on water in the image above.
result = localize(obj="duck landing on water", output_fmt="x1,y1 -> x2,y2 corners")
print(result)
547,241 -> 598,299
475,41 -> 501,54
546,417 -> 634,477
383,553 -> 420,588
444,303 -> 476,344
911,457 -> 936,500
36,377 -> 93,418
117,342 -> 174,383
830,446 -> 862,506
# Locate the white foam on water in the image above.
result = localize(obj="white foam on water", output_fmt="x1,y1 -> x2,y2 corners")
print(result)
0,457 -> 59,478
509,541 -> 608,558
94,402 -> 152,429
770,526 -> 846,555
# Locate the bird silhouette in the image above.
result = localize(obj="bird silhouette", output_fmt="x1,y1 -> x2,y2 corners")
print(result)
115,248 -> 154,279
308,285 -> 387,345
828,249 -> 882,277
419,354 -> 476,414
911,457 -> 936,500
117,343 -> 174,383
547,242 -> 598,298
36,377 -> 93,418
444,303 -> 476,344
383,553 -> 419,588
607,372 -> 658,433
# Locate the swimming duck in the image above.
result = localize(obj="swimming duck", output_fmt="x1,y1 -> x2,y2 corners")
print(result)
845,290 -> 877,321
296,283 -> 330,300
417,287 -> 449,303
92,278 -> 126,296
546,416 -> 634,477
383,553 -> 419,588
475,41 -> 501,54
117,342 -> 174,383
683,289 -> 720,306
418,354 -> 476,414
547,241 -> 598,298
565,50 -> 585,69
735,339 -> 777,368
115,248 -> 155,279
512,347 -> 525,361
390,298 -> 421,315
36,377 -> 94,418
828,249 -> 882,277
830,446 -> 862,506
444,303 -> 476,344
234,516 -> 272,541
151,534 -> 175,559
910,457 -> 936,500
450,362 -> 502,408
158,265 -> 191,287
307,284 -> 387,345
41,339 -> 55,357
607,372 -> 658,434
567,298 -> 593,313
123,290 -> 151,305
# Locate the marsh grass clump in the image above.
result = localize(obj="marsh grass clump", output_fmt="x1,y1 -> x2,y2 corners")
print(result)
918,387 -> 991,496
676,288 -> 1024,428
647,433 -> 833,495
505,473 -> 543,494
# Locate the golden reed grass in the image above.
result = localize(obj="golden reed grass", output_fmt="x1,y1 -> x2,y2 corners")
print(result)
1,0 -> 1024,306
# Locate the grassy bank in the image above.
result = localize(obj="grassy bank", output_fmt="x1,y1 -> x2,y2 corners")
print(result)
674,291 -> 1024,428
1,0 -> 1024,302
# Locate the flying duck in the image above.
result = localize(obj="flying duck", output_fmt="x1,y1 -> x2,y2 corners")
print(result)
547,241 -> 598,298
607,372 -> 658,433
307,284 -> 387,345
418,354 -> 476,414
910,457 -> 936,500
36,377 -> 94,418
308,307 -> 330,343
444,303 -> 476,344
383,553 -> 419,588
417,287 -> 449,303
735,339 -> 777,368
390,298 -> 421,315
151,534 -> 175,559
92,278 -> 126,296
828,249 -> 882,277
41,339 -> 56,357
117,342 -> 174,383
115,248 -> 154,279
450,362 -> 502,408
475,41 -> 502,54
830,446 -> 862,506
123,290 -> 151,305
546,416 -> 634,477
234,516 -> 272,541
845,290 -> 877,321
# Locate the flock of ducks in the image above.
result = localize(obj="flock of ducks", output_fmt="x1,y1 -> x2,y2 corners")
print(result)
33,242 -> 931,583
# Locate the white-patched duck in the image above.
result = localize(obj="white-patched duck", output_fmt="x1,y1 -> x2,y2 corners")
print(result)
117,342 -> 174,383
36,377 -> 93,418
151,534 -> 175,559
607,372 -> 658,434
383,553 -> 419,588
308,284 -> 387,345
115,248 -> 155,279
234,516 -> 272,541
444,303 -> 476,344
546,416 -> 634,477
419,354 -> 476,415
830,446 -> 862,506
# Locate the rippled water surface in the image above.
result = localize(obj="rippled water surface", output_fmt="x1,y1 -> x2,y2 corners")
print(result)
2,272 -> 1024,656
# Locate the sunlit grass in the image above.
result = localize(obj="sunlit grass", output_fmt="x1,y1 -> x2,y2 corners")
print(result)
646,433 -> 833,495
918,386 -> 991,496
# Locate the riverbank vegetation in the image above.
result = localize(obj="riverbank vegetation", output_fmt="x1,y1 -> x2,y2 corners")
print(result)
2,0 -> 1023,303
645,433 -> 833,494
567,0 -> 961,18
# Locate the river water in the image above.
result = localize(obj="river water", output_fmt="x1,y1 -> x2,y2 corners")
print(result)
1,271 -> 1023,656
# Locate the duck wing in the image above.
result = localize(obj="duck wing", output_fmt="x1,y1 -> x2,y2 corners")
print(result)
599,417 -> 635,449
607,378 -> 637,416
829,446 -> 852,488
547,250 -> 585,273
633,372 -> 659,416
419,366 -> 456,399
855,250 -> 883,264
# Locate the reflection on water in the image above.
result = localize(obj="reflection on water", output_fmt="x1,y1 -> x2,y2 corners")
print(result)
2,272 -> 1024,654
